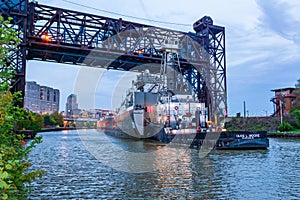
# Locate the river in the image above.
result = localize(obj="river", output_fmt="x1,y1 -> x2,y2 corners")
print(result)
28,129 -> 300,199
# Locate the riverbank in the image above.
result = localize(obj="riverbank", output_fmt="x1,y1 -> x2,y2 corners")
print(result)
38,127 -> 96,133
38,127 -> 76,132
268,132 -> 300,138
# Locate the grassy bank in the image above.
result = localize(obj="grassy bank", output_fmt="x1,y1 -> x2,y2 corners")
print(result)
268,129 -> 300,138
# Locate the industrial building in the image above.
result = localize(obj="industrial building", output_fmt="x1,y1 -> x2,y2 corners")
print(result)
271,87 -> 297,116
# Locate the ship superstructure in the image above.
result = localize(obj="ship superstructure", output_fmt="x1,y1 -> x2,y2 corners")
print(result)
99,37 -> 208,139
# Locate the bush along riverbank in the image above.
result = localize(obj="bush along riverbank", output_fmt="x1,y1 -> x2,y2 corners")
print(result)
0,17 -> 45,199
268,130 -> 300,138
224,116 -> 300,138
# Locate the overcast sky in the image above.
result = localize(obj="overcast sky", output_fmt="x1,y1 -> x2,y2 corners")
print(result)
26,0 -> 300,116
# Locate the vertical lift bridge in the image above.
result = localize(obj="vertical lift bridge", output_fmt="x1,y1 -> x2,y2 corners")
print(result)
0,0 -> 226,124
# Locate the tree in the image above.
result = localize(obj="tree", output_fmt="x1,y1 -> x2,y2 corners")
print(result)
290,109 -> 300,128
292,79 -> 300,110
0,17 -> 44,199
295,79 -> 300,89
30,112 -> 44,131
43,114 -> 55,127
50,111 -> 64,127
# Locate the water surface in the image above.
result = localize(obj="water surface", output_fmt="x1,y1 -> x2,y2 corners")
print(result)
28,130 -> 300,199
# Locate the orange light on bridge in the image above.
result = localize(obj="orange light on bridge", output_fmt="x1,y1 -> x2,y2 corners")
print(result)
42,34 -> 51,42
137,49 -> 143,54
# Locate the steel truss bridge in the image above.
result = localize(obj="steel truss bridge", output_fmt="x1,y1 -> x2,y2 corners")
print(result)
0,0 -> 227,123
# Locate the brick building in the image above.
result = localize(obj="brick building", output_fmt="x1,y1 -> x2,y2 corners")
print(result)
271,87 -> 297,116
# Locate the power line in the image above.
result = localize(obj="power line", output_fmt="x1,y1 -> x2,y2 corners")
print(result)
61,0 -> 191,27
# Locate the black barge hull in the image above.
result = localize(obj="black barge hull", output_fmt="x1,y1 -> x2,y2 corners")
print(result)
190,131 -> 269,150
154,130 -> 269,150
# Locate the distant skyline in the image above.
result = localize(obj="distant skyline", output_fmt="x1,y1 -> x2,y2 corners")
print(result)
26,0 -> 300,116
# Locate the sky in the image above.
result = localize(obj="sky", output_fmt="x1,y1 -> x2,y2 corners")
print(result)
26,0 -> 300,116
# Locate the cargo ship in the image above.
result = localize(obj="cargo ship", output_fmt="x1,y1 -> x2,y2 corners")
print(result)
97,38 -> 269,149
97,69 -> 269,150
98,68 -> 208,140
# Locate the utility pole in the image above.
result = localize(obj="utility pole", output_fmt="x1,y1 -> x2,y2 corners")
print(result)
243,101 -> 246,118
279,99 -> 283,124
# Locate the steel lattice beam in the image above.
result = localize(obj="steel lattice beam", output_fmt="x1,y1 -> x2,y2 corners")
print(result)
193,16 -> 227,123
27,4 -> 208,68
0,0 -> 28,107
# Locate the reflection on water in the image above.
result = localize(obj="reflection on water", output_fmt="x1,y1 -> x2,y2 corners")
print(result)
28,130 -> 300,199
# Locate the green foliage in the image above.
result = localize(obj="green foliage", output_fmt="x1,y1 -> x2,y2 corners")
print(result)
50,111 -> 63,127
30,112 -> 44,131
42,114 -> 55,127
291,79 -> 300,110
295,79 -> 300,89
42,112 -> 64,127
0,136 -> 45,199
16,111 -> 44,132
0,16 -> 21,91
253,124 -> 264,131
0,17 -> 45,199
278,121 -> 294,132
290,109 -> 300,128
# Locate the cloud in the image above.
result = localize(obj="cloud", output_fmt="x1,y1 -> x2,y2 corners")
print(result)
225,0 -> 300,115
255,0 -> 300,45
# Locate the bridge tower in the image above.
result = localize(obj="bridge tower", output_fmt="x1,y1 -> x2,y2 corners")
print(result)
193,16 -> 227,121
0,0 -> 30,106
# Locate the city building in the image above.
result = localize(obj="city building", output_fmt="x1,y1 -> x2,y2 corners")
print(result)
65,94 -> 81,117
79,109 -> 110,119
271,87 -> 297,116
64,94 -> 111,119
24,81 -> 60,114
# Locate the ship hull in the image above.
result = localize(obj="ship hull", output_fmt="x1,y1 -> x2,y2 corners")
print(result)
98,108 -> 163,139
190,131 -> 269,150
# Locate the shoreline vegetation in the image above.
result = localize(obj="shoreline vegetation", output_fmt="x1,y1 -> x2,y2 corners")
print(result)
268,131 -> 300,138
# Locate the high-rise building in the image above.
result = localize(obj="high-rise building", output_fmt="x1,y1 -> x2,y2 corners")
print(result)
24,81 -> 60,114
65,94 -> 80,116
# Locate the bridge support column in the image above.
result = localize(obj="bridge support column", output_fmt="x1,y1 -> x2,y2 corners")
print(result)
1,0 -> 28,107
